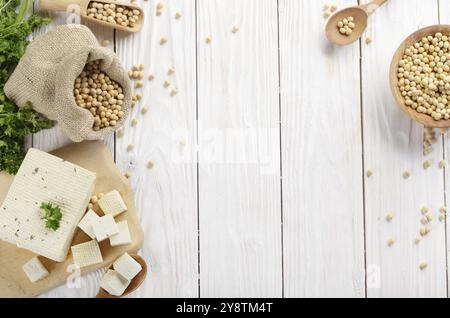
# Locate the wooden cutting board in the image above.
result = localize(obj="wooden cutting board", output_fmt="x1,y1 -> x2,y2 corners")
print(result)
0,141 -> 144,298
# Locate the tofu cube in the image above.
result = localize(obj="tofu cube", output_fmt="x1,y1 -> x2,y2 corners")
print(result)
113,253 -> 142,281
78,209 -> 101,239
109,221 -> 132,247
100,269 -> 130,296
98,190 -> 127,217
22,256 -> 49,283
93,214 -> 119,242
71,240 -> 103,268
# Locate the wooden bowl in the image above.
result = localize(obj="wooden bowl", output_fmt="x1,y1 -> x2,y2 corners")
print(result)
389,25 -> 450,128
96,254 -> 147,298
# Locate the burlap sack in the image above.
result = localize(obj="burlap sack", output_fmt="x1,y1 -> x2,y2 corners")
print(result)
4,24 -> 131,142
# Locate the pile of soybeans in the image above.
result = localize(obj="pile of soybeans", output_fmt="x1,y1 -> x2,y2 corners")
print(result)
74,60 -> 125,131
397,32 -> 450,121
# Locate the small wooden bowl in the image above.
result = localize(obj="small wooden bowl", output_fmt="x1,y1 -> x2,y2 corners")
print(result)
96,254 -> 147,298
389,25 -> 450,128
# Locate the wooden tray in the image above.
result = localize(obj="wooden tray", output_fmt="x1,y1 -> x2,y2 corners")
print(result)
0,141 -> 144,298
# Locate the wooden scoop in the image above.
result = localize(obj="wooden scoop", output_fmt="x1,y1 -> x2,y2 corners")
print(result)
326,0 -> 387,45
39,0 -> 144,33
96,254 -> 147,298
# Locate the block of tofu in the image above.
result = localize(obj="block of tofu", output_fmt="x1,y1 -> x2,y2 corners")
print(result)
113,253 -> 142,281
0,148 -> 96,262
22,256 -> 49,283
78,209 -> 100,239
98,190 -> 127,217
100,269 -> 130,296
93,214 -> 119,242
71,240 -> 103,268
109,221 -> 132,247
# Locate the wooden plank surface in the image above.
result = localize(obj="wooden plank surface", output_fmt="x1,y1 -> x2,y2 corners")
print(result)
114,0 -> 199,297
279,0 -> 366,297
4,0 -> 450,298
440,0 -> 450,298
361,0 -> 446,298
197,0 -> 282,297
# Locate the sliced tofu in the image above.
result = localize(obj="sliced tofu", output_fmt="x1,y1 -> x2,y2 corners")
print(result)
113,252 -> 142,281
93,214 -> 118,242
100,269 -> 130,296
71,240 -> 103,268
98,190 -> 127,217
78,209 -> 100,239
109,221 -> 132,247
22,256 -> 49,283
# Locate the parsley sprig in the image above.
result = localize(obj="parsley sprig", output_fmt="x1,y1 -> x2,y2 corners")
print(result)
0,0 -> 53,174
40,202 -> 62,231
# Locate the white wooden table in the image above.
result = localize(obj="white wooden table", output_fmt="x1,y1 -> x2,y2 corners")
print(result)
31,0 -> 450,298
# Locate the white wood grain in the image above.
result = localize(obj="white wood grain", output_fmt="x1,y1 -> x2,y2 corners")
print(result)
10,0 -> 450,298
115,0 -> 199,297
197,0 -> 282,297
279,0 -> 366,298
439,0 -> 450,298
362,0 -> 446,298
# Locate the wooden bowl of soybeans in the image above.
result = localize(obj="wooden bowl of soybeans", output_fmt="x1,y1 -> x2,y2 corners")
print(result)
390,25 -> 450,128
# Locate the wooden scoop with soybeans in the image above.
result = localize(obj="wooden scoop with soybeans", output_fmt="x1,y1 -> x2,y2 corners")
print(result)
326,0 -> 387,46
39,0 -> 144,33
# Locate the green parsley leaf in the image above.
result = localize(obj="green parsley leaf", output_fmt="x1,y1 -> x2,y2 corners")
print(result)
0,0 -> 53,175
40,202 -> 63,231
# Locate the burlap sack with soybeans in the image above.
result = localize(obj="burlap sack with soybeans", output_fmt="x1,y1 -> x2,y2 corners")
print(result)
4,24 -> 131,142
